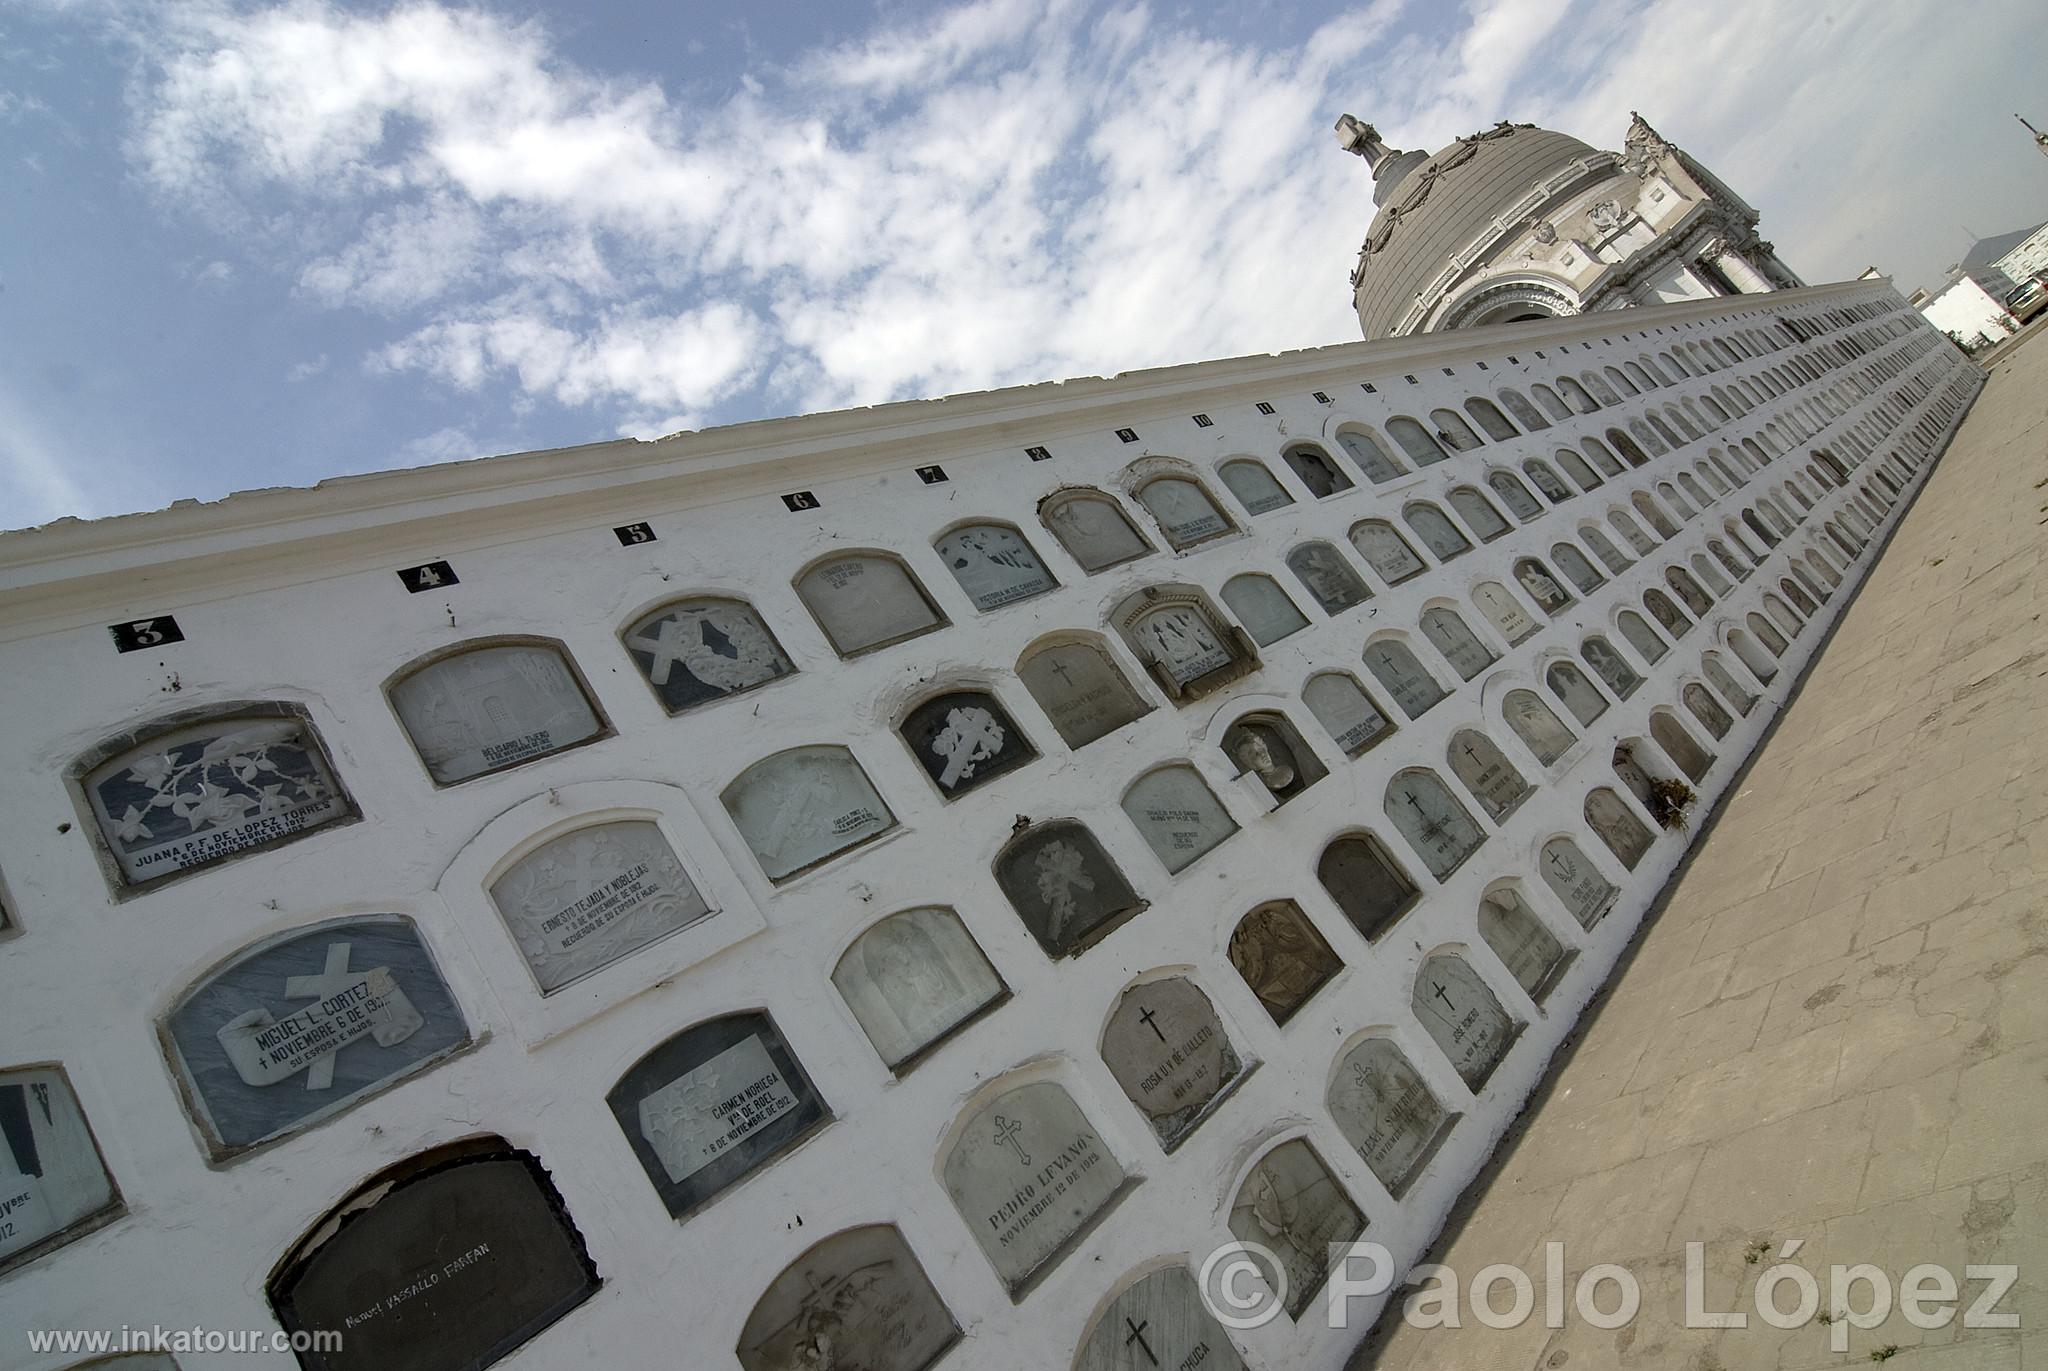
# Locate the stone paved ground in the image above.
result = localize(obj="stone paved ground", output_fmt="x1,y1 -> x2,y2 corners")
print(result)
1360,333 -> 2048,1371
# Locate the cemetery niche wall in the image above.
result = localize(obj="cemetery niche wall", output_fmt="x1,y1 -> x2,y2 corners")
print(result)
0,1064 -> 122,1275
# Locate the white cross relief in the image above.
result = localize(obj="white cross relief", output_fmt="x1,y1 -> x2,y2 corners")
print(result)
931,707 -> 1005,788
282,943 -> 357,1091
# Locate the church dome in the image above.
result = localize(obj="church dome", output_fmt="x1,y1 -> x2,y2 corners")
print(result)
1351,123 -> 1604,339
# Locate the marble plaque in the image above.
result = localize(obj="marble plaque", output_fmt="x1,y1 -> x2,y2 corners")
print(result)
1550,543 -> 1605,593
1385,770 -> 1486,879
1644,590 -> 1691,639
1419,608 -> 1494,681
1448,731 -> 1530,821
723,746 -> 896,881
1540,837 -> 1618,928
1448,487 -> 1511,541
1220,575 -> 1308,647
1315,835 -> 1418,941
1102,978 -> 1244,1149
995,820 -> 1146,958
1404,504 -> 1470,561
269,1144 -> 598,1371
900,691 -> 1035,798
1219,460 -> 1293,515
1582,526 -> 1633,572
1613,744 -> 1657,808
833,907 -> 1006,1071
0,1066 -> 119,1274
1336,429 -> 1404,483
1229,900 -> 1342,1025
1584,636 -> 1645,696
609,1013 -> 829,1218
1489,473 -> 1543,520
1045,493 -> 1151,573
1122,765 -> 1237,874
797,555 -> 945,656
1301,672 -> 1396,756
1018,639 -> 1151,748
1507,689 -> 1577,763
1286,542 -> 1371,615
1076,1266 -> 1246,1371
166,917 -> 471,1155
1703,656 -> 1757,715
1227,1139 -> 1365,1319
623,598 -> 795,714
1412,954 -> 1516,1089
1556,450 -> 1601,489
1612,513 -> 1659,556
935,524 -> 1058,611
1137,478 -> 1232,547
1585,789 -> 1654,869
1473,583 -> 1539,646
1512,559 -> 1573,615
1123,601 -> 1235,687
1652,714 -> 1714,781
1668,570 -> 1714,617
86,715 -> 349,883
1747,612 -> 1789,656
491,822 -> 713,993
1347,521 -> 1424,585
391,644 -> 603,784
738,1225 -> 958,1371
1223,714 -> 1324,803
1548,663 -> 1613,725
1525,461 -> 1573,503
1683,683 -> 1734,739
1326,1037 -> 1451,1197
1479,888 -> 1567,1001
942,1082 -> 1126,1292
1281,444 -> 1353,498
1362,641 -> 1446,719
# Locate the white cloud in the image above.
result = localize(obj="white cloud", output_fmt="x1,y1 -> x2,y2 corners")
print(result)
284,354 -> 329,382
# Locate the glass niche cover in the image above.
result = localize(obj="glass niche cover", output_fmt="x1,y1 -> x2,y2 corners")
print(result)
832,907 -> 1007,1071
723,746 -> 897,882
934,524 -> 1057,611
390,643 -> 604,785
622,598 -> 795,714
0,1065 -> 121,1275
738,1225 -> 960,1371
490,821 -> 714,993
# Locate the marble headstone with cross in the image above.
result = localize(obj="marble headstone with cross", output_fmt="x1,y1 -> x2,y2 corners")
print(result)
1075,1266 -> 1246,1371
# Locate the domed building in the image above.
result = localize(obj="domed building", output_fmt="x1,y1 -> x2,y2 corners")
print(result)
1338,113 -> 1803,338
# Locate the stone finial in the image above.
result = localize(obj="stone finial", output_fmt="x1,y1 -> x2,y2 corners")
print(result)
1335,114 -> 1391,166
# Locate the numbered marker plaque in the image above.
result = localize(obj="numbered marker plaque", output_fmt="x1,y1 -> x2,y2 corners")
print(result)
109,615 -> 185,653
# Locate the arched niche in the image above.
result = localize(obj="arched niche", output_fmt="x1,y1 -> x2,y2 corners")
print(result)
898,689 -> 1036,799
1585,788 -> 1655,869
1385,769 -> 1487,880
1547,658 -> 1611,724
1466,397 -> 1520,441
1447,729 -> 1529,822
1228,900 -> 1342,1025
1512,557 -> 1573,616
738,1224 -> 959,1371
933,523 -> 1060,611
1550,542 -> 1605,594
1316,832 -> 1419,941
1016,635 -> 1153,748
1073,1266 -> 1247,1371
1643,588 -> 1692,640
1650,711 -> 1714,782
1301,671 -> 1397,756
1041,489 -> 1153,573
1113,585 -> 1260,701
1682,682 -> 1734,740
1286,541 -> 1372,615
1579,524 -> 1632,573
1703,653 -> 1758,716
1489,471 -> 1544,521
1334,427 -> 1406,483
1665,567 -> 1714,616
1523,459 -> 1573,505
389,638 -> 608,786
1121,764 -> 1238,874
1429,408 -> 1484,451
1135,474 -> 1235,549
1540,836 -> 1619,929
1418,606 -> 1496,681
1403,501 -> 1471,562
1386,415 -> 1449,467
1223,710 -> 1326,804
0,1064 -> 120,1277
1101,976 -> 1250,1150
622,597 -> 796,714
1280,443 -> 1355,498
1223,1138 -> 1365,1320
1326,1037 -> 1454,1198
1221,573 -> 1310,647
1362,639 -> 1447,719
721,745 -> 897,882
1413,952 -> 1518,1089
831,907 -> 1007,1073
1616,611 -> 1668,666
1478,886 -> 1570,1003
1472,582 -> 1540,646
1503,689 -> 1576,765
994,819 -> 1147,959
1447,486 -> 1512,542
1218,458 -> 1294,515
1556,448 -> 1603,491
795,552 -> 949,657
1347,519 -> 1426,585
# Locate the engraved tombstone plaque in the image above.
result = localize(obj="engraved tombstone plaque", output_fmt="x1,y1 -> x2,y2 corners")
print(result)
1473,582 -> 1540,646
1585,789 -> 1655,869
1219,460 -> 1293,516
1075,1266 -> 1246,1371
1385,771 -> 1487,879
935,524 -> 1058,610
1286,542 -> 1371,615
1448,488 -> 1511,541
1137,479 -> 1231,547
1644,589 -> 1691,638
1683,683 -> 1734,739
268,1142 -> 599,1371
1479,888 -> 1567,1001
86,714 -> 350,884
391,644 -> 604,784
1513,559 -> 1573,614
1546,662 -> 1609,725
1316,835 -> 1418,941
490,822 -> 713,993
1226,1139 -> 1365,1319
1336,429 -> 1404,484
723,746 -> 896,881
737,1225 -> 959,1371
1412,954 -> 1517,1089
166,916 -> 471,1155
1347,521 -> 1425,585
1301,672 -> 1396,756
1228,900 -> 1342,1025
832,907 -> 1006,1071
1503,690 -> 1576,765
622,599 -> 795,714
1540,837 -> 1618,928
1668,569 -> 1714,616
1703,656 -> 1757,715
1583,637 -> 1644,697
1526,461 -> 1573,503
1122,766 -> 1237,874
900,691 -> 1035,798
995,821 -> 1146,958
1101,978 -> 1245,1150
1124,601 -> 1237,689
1404,504 -> 1470,561
1362,642 -> 1446,719
1613,743 -> 1657,808
1490,473 -> 1543,520
608,1013 -> 830,1219
797,556 -> 946,656
1045,494 -> 1151,573
1219,576 -> 1308,647
1551,543 -> 1605,593
1447,731 -> 1530,821
942,1082 -> 1127,1293
0,1066 -> 119,1274
1326,1037 -> 1454,1197
1419,609 -> 1495,681
1017,640 -> 1151,748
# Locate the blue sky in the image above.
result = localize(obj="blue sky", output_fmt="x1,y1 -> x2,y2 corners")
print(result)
3,0 -> 2043,528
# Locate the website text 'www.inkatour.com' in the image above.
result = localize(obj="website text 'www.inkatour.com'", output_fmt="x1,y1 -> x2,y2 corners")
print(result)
24,1326 -> 341,1356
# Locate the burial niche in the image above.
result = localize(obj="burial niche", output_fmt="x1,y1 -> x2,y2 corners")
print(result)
1362,640 -> 1446,719
1503,689 -> 1576,765
622,597 -> 795,714
0,1065 -> 120,1275
1702,654 -> 1757,715
1617,611 -> 1668,665
1447,487 -> 1512,542
1478,887 -> 1569,1002
1226,1139 -> 1365,1320
1286,541 -> 1372,615
995,820 -> 1147,958
1347,520 -> 1426,585
1300,672 -> 1397,756
1547,659 -> 1610,724
390,641 -> 605,785
1413,953 -> 1517,1090
738,1225 -> 959,1371
1229,900 -> 1342,1025
1403,503 -> 1470,561
1114,587 -> 1258,700
1102,977 -> 1248,1150
1540,836 -> 1619,928
1218,459 -> 1294,515
1041,490 -> 1153,573
1683,682 -> 1735,740
491,821 -> 713,994
1512,558 -> 1573,615
722,746 -> 896,882
1473,582 -> 1540,646
1075,1266 -> 1247,1371
166,915 -> 471,1157
1584,636 -> 1644,700
832,907 -> 1007,1072
934,523 -> 1059,611
83,709 -> 352,885
1550,542 -> 1605,594
1644,589 -> 1692,639
1418,607 -> 1496,681
1585,788 -> 1655,869
1447,731 -> 1530,822
267,1138 -> 599,1371
1135,477 -> 1233,549
1385,770 -> 1487,880
1223,712 -> 1325,804
1666,567 -> 1714,617
1280,444 -> 1354,497
608,1011 -> 830,1220
1122,765 -> 1238,873
1315,834 -> 1419,941
1220,574 -> 1309,647
942,1081 -> 1128,1295
1489,472 -> 1544,521
1017,637 -> 1152,749
796,553 -> 947,657
898,690 -> 1036,799
1326,1037 -> 1454,1198
1651,712 -> 1714,781
1336,427 -> 1405,483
